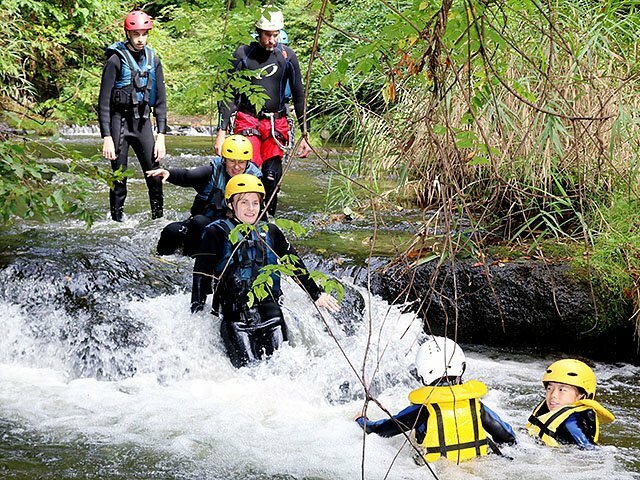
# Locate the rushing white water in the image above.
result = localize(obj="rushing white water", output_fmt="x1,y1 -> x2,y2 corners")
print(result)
1,136 -> 638,478
0,275 -> 638,479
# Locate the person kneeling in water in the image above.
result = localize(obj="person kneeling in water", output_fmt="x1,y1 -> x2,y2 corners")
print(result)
355,336 -> 516,464
526,358 -> 615,449
190,174 -> 339,367
147,134 -> 261,256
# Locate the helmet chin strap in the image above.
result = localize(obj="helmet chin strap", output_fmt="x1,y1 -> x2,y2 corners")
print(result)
429,376 -> 463,387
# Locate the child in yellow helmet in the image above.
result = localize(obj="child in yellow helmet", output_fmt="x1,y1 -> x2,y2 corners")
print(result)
526,358 -> 615,448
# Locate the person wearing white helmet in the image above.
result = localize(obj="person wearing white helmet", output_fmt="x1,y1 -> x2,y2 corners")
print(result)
526,358 -> 615,448
355,336 -> 516,464
215,5 -> 311,216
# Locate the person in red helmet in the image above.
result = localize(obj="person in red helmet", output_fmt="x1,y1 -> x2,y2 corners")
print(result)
98,10 -> 167,221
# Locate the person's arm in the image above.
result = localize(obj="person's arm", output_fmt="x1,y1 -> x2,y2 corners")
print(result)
98,55 -> 120,160
191,224 -> 224,312
480,403 -> 517,445
152,58 -> 167,162
287,49 -> 307,133
217,47 -> 244,132
268,224 -> 339,311
355,404 -> 422,437
153,58 -> 167,135
163,165 -> 212,190
98,55 -> 119,137
562,412 -> 597,450
286,48 -> 311,157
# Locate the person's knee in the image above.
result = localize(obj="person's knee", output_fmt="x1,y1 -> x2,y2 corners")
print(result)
220,320 -> 255,368
156,221 -> 188,255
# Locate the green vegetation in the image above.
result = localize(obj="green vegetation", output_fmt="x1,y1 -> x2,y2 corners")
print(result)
2,0 -> 640,330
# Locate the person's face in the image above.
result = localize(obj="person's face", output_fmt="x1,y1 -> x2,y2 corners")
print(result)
545,381 -> 584,411
232,192 -> 261,224
126,29 -> 149,51
257,29 -> 280,51
224,158 -> 248,177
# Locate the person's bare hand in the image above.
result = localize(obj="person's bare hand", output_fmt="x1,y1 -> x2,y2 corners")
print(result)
154,133 -> 166,161
297,137 -> 311,158
315,293 -> 340,313
146,168 -> 170,183
102,136 -> 116,160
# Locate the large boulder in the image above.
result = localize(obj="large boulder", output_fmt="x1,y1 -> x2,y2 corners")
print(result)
370,258 -> 638,363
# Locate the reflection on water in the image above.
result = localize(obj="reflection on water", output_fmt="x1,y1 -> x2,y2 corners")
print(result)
0,136 -> 638,479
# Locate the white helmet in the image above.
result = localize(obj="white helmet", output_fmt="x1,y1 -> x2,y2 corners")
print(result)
255,7 -> 284,31
415,336 -> 466,386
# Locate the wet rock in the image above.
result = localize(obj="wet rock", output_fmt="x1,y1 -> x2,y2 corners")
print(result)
370,258 -> 639,363
329,282 -> 365,336
0,246 -> 190,380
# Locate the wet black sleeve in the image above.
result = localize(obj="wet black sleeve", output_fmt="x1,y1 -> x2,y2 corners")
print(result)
269,224 -> 322,300
480,403 -> 517,445
166,165 -> 212,191
153,57 -> 167,134
191,224 -> 226,312
356,404 -> 424,437
98,55 -> 120,138
285,48 -> 310,133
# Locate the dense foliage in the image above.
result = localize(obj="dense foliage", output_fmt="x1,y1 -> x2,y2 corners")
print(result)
3,0 -> 640,327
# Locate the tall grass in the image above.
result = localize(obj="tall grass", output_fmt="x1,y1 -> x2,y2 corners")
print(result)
315,0 -> 640,335
340,0 -> 640,245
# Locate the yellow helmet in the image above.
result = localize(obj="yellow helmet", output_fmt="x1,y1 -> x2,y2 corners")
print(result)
542,359 -> 597,399
221,135 -> 253,161
225,174 -> 265,201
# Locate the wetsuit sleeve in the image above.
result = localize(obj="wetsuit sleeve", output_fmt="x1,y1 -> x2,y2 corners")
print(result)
217,47 -> 244,131
480,403 -> 517,445
356,404 -> 423,437
286,48 -> 310,134
166,165 -> 212,191
153,57 -> 167,134
98,55 -> 120,137
269,224 -> 322,300
191,224 -> 225,312
562,412 -> 597,449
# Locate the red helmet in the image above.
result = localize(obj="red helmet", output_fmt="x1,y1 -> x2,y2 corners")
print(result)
124,11 -> 153,31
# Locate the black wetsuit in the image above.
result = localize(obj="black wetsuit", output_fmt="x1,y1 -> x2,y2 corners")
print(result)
191,219 -> 322,367
156,160 -> 261,256
218,42 -> 309,215
218,42 -> 307,131
98,45 -> 167,221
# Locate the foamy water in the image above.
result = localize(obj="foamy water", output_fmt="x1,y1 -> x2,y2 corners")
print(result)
1,278 -> 637,479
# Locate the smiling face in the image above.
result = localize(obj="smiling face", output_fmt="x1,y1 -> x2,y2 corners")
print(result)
224,158 -> 248,177
231,192 -> 262,224
257,29 -> 280,51
545,381 -> 584,411
126,29 -> 149,51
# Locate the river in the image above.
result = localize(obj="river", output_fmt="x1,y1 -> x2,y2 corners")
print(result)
0,135 -> 638,479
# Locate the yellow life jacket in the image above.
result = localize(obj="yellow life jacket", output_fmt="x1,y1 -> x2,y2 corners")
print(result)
408,380 -> 489,463
526,399 -> 615,446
